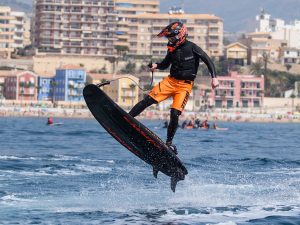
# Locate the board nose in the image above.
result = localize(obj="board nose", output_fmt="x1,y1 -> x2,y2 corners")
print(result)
83,84 -> 96,97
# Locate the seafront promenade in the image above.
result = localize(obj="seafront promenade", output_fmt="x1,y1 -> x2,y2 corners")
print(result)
0,104 -> 299,123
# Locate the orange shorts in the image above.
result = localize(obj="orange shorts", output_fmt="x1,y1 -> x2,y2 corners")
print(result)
148,76 -> 193,112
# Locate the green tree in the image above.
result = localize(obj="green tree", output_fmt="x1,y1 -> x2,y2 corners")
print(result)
285,64 -> 292,71
121,62 -> 136,74
98,65 -> 108,74
129,83 -> 136,108
115,45 -> 129,60
35,85 -> 42,101
192,85 -> 198,111
250,59 -> 264,75
50,80 -> 57,105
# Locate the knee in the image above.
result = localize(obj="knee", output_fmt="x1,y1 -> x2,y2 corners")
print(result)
170,108 -> 181,120
145,95 -> 157,105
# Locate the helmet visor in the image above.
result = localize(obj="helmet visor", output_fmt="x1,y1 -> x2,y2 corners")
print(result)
167,36 -> 177,43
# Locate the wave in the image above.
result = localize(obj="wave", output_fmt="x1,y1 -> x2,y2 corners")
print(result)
0,193 -> 34,204
1,164 -> 112,177
46,205 -> 299,225
235,158 -> 300,167
190,157 -> 300,167
0,154 -> 114,164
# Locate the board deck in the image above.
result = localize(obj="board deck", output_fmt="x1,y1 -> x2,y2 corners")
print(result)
83,84 -> 188,192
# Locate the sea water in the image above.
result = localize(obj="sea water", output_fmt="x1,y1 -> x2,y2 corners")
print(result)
0,117 -> 299,225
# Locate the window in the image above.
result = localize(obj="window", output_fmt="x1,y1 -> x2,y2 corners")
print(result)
242,100 -> 248,108
254,100 -> 260,107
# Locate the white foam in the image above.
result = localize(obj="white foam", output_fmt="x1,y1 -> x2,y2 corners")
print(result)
0,155 -> 38,160
2,164 -> 112,177
75,164 -> 112,174
48,155 -> 80,161
0,194 -> 34,204
214,222 -> 237,225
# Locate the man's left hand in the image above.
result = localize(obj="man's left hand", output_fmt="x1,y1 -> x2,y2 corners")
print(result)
211,78 -> 219,89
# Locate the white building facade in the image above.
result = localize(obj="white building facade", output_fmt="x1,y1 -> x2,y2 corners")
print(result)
255,9 -> 300,49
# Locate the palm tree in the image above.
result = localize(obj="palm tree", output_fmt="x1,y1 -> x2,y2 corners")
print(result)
129,83 -> 136,108
35,85 -> 42,102
250,59 -> 264,75
19,81 -> 25,104
50,80 -> 57,105
192,85 -> 198,111
262,52 -> 270,75
291,92 -> 296,113
285,64 -> 292,71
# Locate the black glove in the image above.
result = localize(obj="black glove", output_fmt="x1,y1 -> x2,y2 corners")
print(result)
148,62 -> 153,69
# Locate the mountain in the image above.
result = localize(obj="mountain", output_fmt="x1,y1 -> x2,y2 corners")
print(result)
160,0 -> 300,32
1,0 -> 300,32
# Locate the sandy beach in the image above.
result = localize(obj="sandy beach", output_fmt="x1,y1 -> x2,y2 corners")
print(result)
0,104 -> 299,123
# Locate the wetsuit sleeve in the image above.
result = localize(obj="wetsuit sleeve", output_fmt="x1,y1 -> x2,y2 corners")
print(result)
193,44 -> 217,78
156,52 -> 171,70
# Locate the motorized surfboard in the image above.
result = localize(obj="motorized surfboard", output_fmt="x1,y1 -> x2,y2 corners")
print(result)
83,84 -> 188,192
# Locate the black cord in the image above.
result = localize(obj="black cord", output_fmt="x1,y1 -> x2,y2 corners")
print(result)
97,67 -> 154,92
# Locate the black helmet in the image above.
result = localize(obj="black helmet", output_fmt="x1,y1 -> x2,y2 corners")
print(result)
157,21 -> 188,51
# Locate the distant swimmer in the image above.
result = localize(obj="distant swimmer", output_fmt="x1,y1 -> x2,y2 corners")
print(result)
47,117 -> 53,125
47,117 -> 63,126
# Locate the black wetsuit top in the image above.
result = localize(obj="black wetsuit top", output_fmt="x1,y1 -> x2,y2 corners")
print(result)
156,40 -> 217,81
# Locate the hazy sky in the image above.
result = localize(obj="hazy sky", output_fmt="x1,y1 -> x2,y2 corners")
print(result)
2,0 -> 300,32
160,0 -> 300,32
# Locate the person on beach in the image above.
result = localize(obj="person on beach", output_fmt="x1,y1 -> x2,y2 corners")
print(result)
195,118 -> 201,128
200,120 -> 210,129
129,21 -> 219,154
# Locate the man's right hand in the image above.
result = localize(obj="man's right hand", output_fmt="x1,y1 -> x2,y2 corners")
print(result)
211,77 -> 219,89
148,63 -> 157,71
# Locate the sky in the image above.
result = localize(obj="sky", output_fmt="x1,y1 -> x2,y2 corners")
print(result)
160,0 -> 300,32
1,0 -> 300,32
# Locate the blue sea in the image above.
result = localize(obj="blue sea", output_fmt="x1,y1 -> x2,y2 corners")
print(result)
0,117 -> 300,225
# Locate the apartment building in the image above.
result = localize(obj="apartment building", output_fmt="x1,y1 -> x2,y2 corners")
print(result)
38,76 -> 54,101
4,71 -> 38,101
114,0 -> 159,48
212,71 -> 265,108
240,32 -> 286,63
124,13 -> 223,58
0,7 -> 27,59
255,9 -> 300,49
281,47 -> 300,64
33,0 -> 116,57
54,64 -> 86,102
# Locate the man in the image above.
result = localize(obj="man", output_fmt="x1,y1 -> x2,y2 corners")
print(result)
129,21 -> 219,154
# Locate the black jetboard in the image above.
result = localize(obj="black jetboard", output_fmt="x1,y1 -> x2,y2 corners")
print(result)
83,84 -> 188,192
